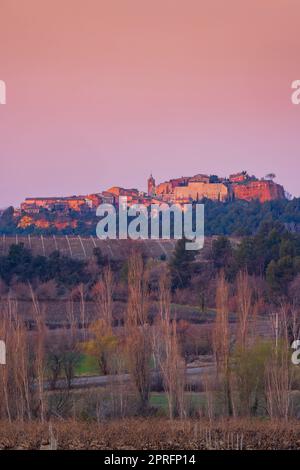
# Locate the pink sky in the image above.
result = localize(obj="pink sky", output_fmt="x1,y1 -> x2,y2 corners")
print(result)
0,0 -> 300,207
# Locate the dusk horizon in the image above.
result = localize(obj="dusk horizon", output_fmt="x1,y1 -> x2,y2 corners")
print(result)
1,0 -> 300,208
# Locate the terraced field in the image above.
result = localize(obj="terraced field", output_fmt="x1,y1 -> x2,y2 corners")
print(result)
0,235 -> 216,261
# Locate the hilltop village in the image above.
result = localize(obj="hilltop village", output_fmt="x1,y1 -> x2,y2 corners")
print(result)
3,171 -> 286,233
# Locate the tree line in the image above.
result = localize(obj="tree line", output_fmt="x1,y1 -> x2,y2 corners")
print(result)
2,197 -> 300,236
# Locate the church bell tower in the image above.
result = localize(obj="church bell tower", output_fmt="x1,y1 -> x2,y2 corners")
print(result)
147,173 -> 156,196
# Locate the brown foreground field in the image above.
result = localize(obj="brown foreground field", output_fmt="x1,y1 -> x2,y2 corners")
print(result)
0,418 -> 300,450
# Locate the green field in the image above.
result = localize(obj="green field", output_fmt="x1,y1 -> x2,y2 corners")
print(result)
75,354 -> 99,376
150,392 -> 206,412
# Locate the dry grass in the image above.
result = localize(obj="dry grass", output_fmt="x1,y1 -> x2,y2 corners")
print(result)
0,418 -> 300,450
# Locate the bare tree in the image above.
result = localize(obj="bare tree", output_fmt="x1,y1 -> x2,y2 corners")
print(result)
0,296 -> 32,421
203,371 -> 214,424
86,266 -> 116,376
29,284 -> 46,422
213,271 -> 232,416
236,270 -> 252,350
96,266 -> 114,326
125,251 -> 151,412
265,305 -> 292,421
73,283 -> 87,340
152,271 -> 185,419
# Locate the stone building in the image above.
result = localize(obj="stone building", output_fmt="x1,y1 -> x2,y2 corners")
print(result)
21,197 -> 92,212
174,181 -> 229,202
150,171 -> 285,204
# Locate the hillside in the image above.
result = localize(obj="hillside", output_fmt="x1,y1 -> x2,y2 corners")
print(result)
1,197 -> 300,236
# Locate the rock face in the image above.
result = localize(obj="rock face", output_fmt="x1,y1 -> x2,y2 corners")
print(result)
232,180 -> 285,203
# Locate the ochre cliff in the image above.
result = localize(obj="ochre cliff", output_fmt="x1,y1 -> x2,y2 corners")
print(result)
232,181 -> 285,203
